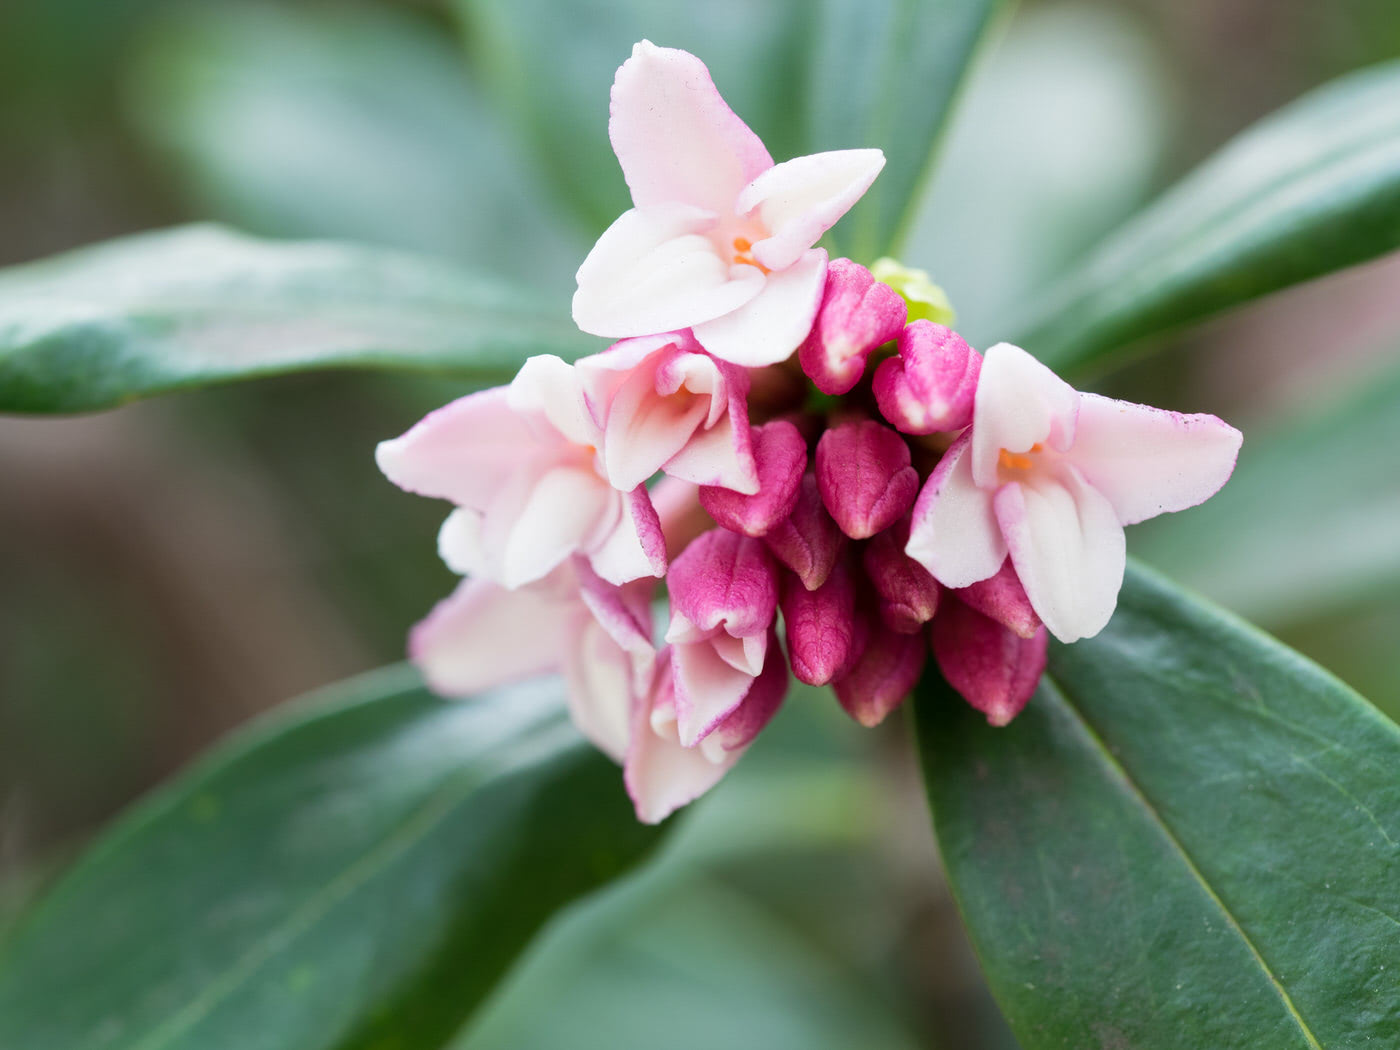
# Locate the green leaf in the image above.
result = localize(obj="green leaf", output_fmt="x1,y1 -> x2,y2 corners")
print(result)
453,0 -> 1008,259
1135,354 -> 1400,626
917,564 -> 1400,1049
0,225 -> 597,413
0,666 -> 661,1050
807,0 -> 1012,262
127,4 -> 582,288
1013,59 -> 1400,376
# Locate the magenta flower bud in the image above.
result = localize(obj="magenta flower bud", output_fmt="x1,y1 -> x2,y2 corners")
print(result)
780,559 -> 860,686
699,420 -> 807,537
931,597 -> 1048,727
873,321 -> 981,435
762,472 -> 846,591
798,258 -> 908,396
668,528 -> 778,638
815,419 -> 919,540
832,620 -> 926,727
954,558 -> 1042,639
863,519 -> 940,634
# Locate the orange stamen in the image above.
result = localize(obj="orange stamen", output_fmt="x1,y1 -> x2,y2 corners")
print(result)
998,443 -> 1044,473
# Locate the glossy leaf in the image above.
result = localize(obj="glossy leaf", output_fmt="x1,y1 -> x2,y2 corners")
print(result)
0,225 -> 596,413
453,0 -> 1009,259
918,564 -> 1400,1049
1014,59 -> 1400,375
0,667 -> 661,1050
1136,355 -> 1400,626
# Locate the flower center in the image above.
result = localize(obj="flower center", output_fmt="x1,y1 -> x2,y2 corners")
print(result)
730,236 -> 771,274
998,443 -> 1044,475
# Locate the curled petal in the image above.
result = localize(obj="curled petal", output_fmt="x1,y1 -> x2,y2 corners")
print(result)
707,629 -> 789,752
692,248 -> 828,367
588,485 -> 667,585
995,467 -> 1126,644
624,660 -> 738,825
508,354 -> 598,448
739,149 -> 886,272
905,432 -> 1007,588
699,420 -> 807,536
970,343 -> 1080,488
609,40 -> 773,214
1069,393 -> 1243,526
563,614 -> 638,763
669,615 -> 769,746
498,466 -> 616,589
409,578 -> 572,697
931,599 -> 1048,727
815,419 -> 919,540
573,204 -> 765,337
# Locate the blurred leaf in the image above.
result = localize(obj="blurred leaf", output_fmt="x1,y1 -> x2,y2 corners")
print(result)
453,0 -> 1008,259
902,3 -> 1175,346
1135,354 -> 1400,626
807,0 -> 1012,262
917,564 -> 1400,1049
128,4 -> 582,288
0,667 -> 661,1050
0,224 -> 597,413
1014,59 -> 1400,376
458,876 -> 922,1050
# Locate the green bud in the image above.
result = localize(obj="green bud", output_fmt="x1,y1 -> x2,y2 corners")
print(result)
870,257 -> 956,327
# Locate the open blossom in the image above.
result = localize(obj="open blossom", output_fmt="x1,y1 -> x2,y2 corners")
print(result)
905,343 -> 1242,642
573,40 -> 885,367
377,354 -> 665,589
380,39 -> 1245,824
578,330 -> 757,493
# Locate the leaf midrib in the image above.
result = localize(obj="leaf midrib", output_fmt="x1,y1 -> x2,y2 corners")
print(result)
1044,673 -> 1324,1050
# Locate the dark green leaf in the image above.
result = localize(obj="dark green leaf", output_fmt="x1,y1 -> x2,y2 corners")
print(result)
1135,354 -> 1400,626
1013,59 -> 1400,376
453,0 -> 1008,260
0,667 -> 661,1050
918,563 -> 1400,1049
0,225 -> 597,413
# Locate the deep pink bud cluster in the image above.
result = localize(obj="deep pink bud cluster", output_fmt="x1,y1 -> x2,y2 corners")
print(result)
668,259 -> 1045,732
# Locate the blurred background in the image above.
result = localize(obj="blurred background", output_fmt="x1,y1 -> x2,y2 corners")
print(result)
2,1 -> 1398,1046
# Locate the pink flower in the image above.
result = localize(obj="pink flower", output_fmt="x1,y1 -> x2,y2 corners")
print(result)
409,558 -> 654,764
663,528 -> 780,747
578,331 -> 758,493
376,355 -> 666,589
905,343 -> 1242,642
572,41 -> 885,367
626,636 -> 787,824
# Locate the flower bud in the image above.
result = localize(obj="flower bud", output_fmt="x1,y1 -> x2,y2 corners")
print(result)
762,472 -> 846,591
699,420 -> 807,537
797,258 -> 908,395
863,518 -> 940,633
832,620 -> 926,727
780,559 -> 860,686
873,321 -> 981,435
816,419 -> 919,539
954,559 -> 1041,639
931,597 -> 1048,727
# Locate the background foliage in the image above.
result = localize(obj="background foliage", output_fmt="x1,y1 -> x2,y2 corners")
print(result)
2,1 -> 1399,1047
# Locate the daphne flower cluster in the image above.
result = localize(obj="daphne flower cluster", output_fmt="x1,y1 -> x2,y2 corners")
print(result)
377,41 -> 1243,823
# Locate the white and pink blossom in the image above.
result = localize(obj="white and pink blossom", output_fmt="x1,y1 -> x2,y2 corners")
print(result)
572,41 -> 885,367
905,343 -> 1242,642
